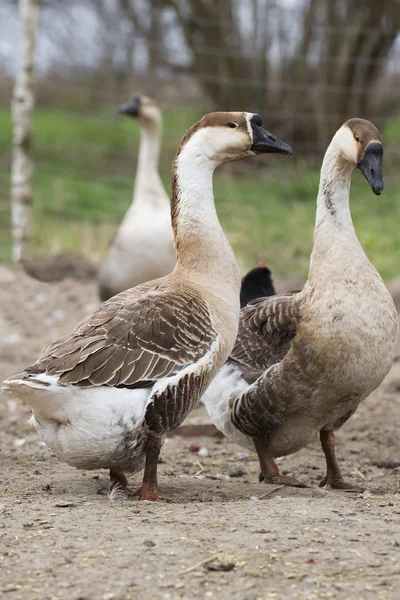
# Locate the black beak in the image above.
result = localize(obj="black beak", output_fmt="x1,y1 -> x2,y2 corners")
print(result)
118,96 -> 141,118
249,115 -> 292,155
357,142 -> 383,195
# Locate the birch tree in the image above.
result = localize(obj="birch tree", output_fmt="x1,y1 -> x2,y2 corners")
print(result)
11,0 -> 39,262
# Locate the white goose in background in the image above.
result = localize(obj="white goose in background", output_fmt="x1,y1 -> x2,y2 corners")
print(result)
3,112 -> 292,502
98,95 -> 176,302
203,118 -> 399,492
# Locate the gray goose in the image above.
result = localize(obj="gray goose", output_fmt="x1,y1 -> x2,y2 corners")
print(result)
2,112 -> 292,502
98,96 -> 176,302
203,118 -> 399,491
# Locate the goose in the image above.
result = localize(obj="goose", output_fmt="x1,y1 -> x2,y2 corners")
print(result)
203,118 -> 399,491
240,262 -> 276,307
98,95 -> 176,302
2,112 -> 292,502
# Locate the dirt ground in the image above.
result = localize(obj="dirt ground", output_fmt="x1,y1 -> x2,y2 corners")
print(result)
0,265 -> 399,600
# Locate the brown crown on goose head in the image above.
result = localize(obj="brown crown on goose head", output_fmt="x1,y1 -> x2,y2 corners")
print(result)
174,111 -> 292,164
342,118 -> 384,195
171,112 -> 292,258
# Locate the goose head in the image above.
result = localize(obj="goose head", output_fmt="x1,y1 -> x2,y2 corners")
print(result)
118,95 -> 161,127
240,262 -> 275,308
178,112 -> 292,166
334,118 -> 384,195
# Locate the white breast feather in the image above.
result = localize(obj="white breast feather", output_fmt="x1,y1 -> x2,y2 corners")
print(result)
201,362 -> 255,452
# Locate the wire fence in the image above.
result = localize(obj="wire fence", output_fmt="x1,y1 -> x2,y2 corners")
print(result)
0,0 -> 399,271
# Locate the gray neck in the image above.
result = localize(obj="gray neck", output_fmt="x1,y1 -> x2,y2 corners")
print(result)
310,141 -> 368,279
315,144 -> 354,231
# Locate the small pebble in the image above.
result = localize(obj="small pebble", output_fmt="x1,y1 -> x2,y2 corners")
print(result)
375,460 -> 400,469
7,399 -> 18,413
205,562 -> 235,572
198,447 -> 208,458
235,452 -> 249,461
302,577 -> 318,584
229,465 -> 247,478
34,292 -> 47,304
5,333 -> 22,344
334,583 -> 343,590
143,539 -> 156,547
159,581 -> 174,589
188,444 -> 201,453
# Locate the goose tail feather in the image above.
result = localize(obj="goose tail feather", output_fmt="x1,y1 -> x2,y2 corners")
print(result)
1,372 -> 64,410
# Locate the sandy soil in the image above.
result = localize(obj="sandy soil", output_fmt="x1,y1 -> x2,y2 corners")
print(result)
0,266 -> 399,600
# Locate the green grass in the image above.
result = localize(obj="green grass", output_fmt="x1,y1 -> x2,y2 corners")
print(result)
1,108 -> 400,279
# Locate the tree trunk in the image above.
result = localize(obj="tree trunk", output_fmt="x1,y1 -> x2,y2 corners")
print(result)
11,0 -> 39,262
316,0 -> 400,146
165,0 -> 254,109
160,0 -> 399,148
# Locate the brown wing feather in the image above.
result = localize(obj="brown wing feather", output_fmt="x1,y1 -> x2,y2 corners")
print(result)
27,283 -> 216,389
231,293 -> 300,370
230,293 -> 303,437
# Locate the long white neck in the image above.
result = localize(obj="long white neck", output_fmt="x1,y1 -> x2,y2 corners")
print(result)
132,119 -> 168,209
309,140 -> 368,279
171,134 -> 241,300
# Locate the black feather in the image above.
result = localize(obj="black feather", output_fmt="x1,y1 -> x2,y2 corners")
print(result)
240,266 -> 276,308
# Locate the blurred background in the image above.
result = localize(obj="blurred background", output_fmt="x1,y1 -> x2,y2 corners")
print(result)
0,0 -> 399,279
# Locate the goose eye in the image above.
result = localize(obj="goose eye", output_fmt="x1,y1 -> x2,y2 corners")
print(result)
227,122 -> 238,129
354,134 -> 360,143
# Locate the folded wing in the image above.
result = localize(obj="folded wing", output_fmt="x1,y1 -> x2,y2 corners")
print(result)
27,283 -> 216,390
231,292 -> 300,371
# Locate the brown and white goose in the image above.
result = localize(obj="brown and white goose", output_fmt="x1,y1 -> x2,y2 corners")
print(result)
98,96 -> 176,302
2,112 -> 292,502
203,118 -> 399,491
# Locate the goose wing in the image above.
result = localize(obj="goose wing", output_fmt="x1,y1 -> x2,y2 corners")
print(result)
27,283 -> 216,388
231,292 -> 300,370
229,292 -> 302,438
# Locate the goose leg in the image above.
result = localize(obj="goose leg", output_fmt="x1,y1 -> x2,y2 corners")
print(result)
139,435 -> 162,501
254,437 -> 307,488
108,471 -> 141,500
319,430 -> 365,492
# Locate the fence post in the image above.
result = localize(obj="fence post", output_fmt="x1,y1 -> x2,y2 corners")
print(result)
11,0 -> 39,263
